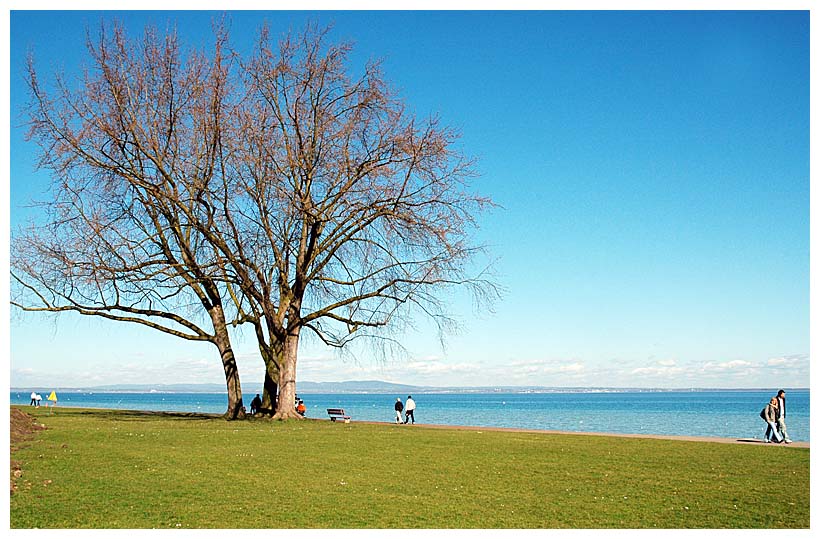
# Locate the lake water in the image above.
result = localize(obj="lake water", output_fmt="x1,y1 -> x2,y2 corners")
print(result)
10,389 -> 810,442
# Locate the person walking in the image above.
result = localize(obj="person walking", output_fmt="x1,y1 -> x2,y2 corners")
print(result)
775,389 -> 792,444
404,395 -> 416,424
30,392 -> 37,406
762,397 -> 783,443
394,398 -> 404,423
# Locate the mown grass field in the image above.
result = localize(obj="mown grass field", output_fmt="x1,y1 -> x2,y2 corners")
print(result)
9,405 -> 809,529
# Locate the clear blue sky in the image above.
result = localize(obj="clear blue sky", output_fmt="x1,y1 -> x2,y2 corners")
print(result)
6,10 -> 810,390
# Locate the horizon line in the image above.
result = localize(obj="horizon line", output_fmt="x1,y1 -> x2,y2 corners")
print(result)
9,382 -> 809,392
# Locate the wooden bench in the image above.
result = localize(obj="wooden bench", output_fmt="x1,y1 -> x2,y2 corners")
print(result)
327,408 -> 351,423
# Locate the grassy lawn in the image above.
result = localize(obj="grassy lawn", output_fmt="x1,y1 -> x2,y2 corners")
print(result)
9,406 -> 809,528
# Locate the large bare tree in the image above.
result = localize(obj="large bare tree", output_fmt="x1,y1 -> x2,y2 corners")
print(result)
14,21 -> 496,421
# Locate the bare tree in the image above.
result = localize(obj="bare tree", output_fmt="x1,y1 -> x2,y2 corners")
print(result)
13,22 -> 248,419
213,24 -> 497,418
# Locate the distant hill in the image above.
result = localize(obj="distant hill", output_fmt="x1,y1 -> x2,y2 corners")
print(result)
11,383 -> 230,393
10,381 -> 428,394
11,381 -> 796,394
11,380 -> 552,394
295,380 -> 427,394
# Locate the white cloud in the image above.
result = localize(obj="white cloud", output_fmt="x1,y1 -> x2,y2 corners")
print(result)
298,354 -> 337,365
11,331 -> 809,389
491,359 -> 590,386
631,366 -> 686,377
385,357 -> 474,377
510,359 -> 552,369
508,359 -> 586,375
701,360 -> 754,372
767,355 -> 808,369
234,350 -> 263,362
555,362 -> 585,374
413,355 -> 447,364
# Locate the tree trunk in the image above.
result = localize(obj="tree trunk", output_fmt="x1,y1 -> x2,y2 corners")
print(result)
257,338 -> 282,416
212,306 -> 245,420
272,325 -> 302,420
261,360 -> 279,416
221,350 -> 245,420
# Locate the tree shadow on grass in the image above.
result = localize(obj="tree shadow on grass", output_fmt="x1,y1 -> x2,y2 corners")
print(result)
75,409 -> 221,422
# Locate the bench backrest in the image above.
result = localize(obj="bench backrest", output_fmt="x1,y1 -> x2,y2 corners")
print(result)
327,408 -> 346,415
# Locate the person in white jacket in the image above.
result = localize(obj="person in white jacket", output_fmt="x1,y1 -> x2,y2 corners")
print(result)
404,395 -> 416,424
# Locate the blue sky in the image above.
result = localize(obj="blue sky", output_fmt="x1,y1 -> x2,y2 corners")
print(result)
5,9 -> 811,390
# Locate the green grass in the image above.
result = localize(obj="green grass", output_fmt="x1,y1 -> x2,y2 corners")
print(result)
10,406 -> 809,528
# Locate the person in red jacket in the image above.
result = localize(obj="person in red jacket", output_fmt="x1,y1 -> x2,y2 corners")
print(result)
296,400 -> 307,416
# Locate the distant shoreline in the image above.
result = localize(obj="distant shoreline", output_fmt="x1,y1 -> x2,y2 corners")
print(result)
10,386 -> 810,395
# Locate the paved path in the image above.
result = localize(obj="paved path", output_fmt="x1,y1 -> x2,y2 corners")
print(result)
350,419 -> 810,448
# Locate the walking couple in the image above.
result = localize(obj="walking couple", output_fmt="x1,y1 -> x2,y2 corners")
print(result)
394,396 -> 416,424
761,389 -> 792,444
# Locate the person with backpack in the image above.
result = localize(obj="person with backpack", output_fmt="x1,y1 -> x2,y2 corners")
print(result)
761,397 -> 783,443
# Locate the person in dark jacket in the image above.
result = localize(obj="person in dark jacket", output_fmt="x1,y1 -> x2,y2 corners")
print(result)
775,389 -> 792,443
250,394 -> 262,415
394,398 -> 404,424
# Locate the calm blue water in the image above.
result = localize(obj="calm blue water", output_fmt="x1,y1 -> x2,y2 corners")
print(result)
10,389 -> 810,442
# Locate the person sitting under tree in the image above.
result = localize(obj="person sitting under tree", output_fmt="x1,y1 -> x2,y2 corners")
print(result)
250,394 -> 262,415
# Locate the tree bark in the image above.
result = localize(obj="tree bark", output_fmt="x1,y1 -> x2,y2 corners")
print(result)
261,361 -> 279,416
255,337 -> 282,416
272,325 -> 302,420
212,306 -> 245,420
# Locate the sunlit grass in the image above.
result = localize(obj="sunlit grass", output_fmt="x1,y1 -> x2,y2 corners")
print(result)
10,406 -> 809,528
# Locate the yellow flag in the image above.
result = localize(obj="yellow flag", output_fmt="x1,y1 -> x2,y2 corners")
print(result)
47,391 -> 57,402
